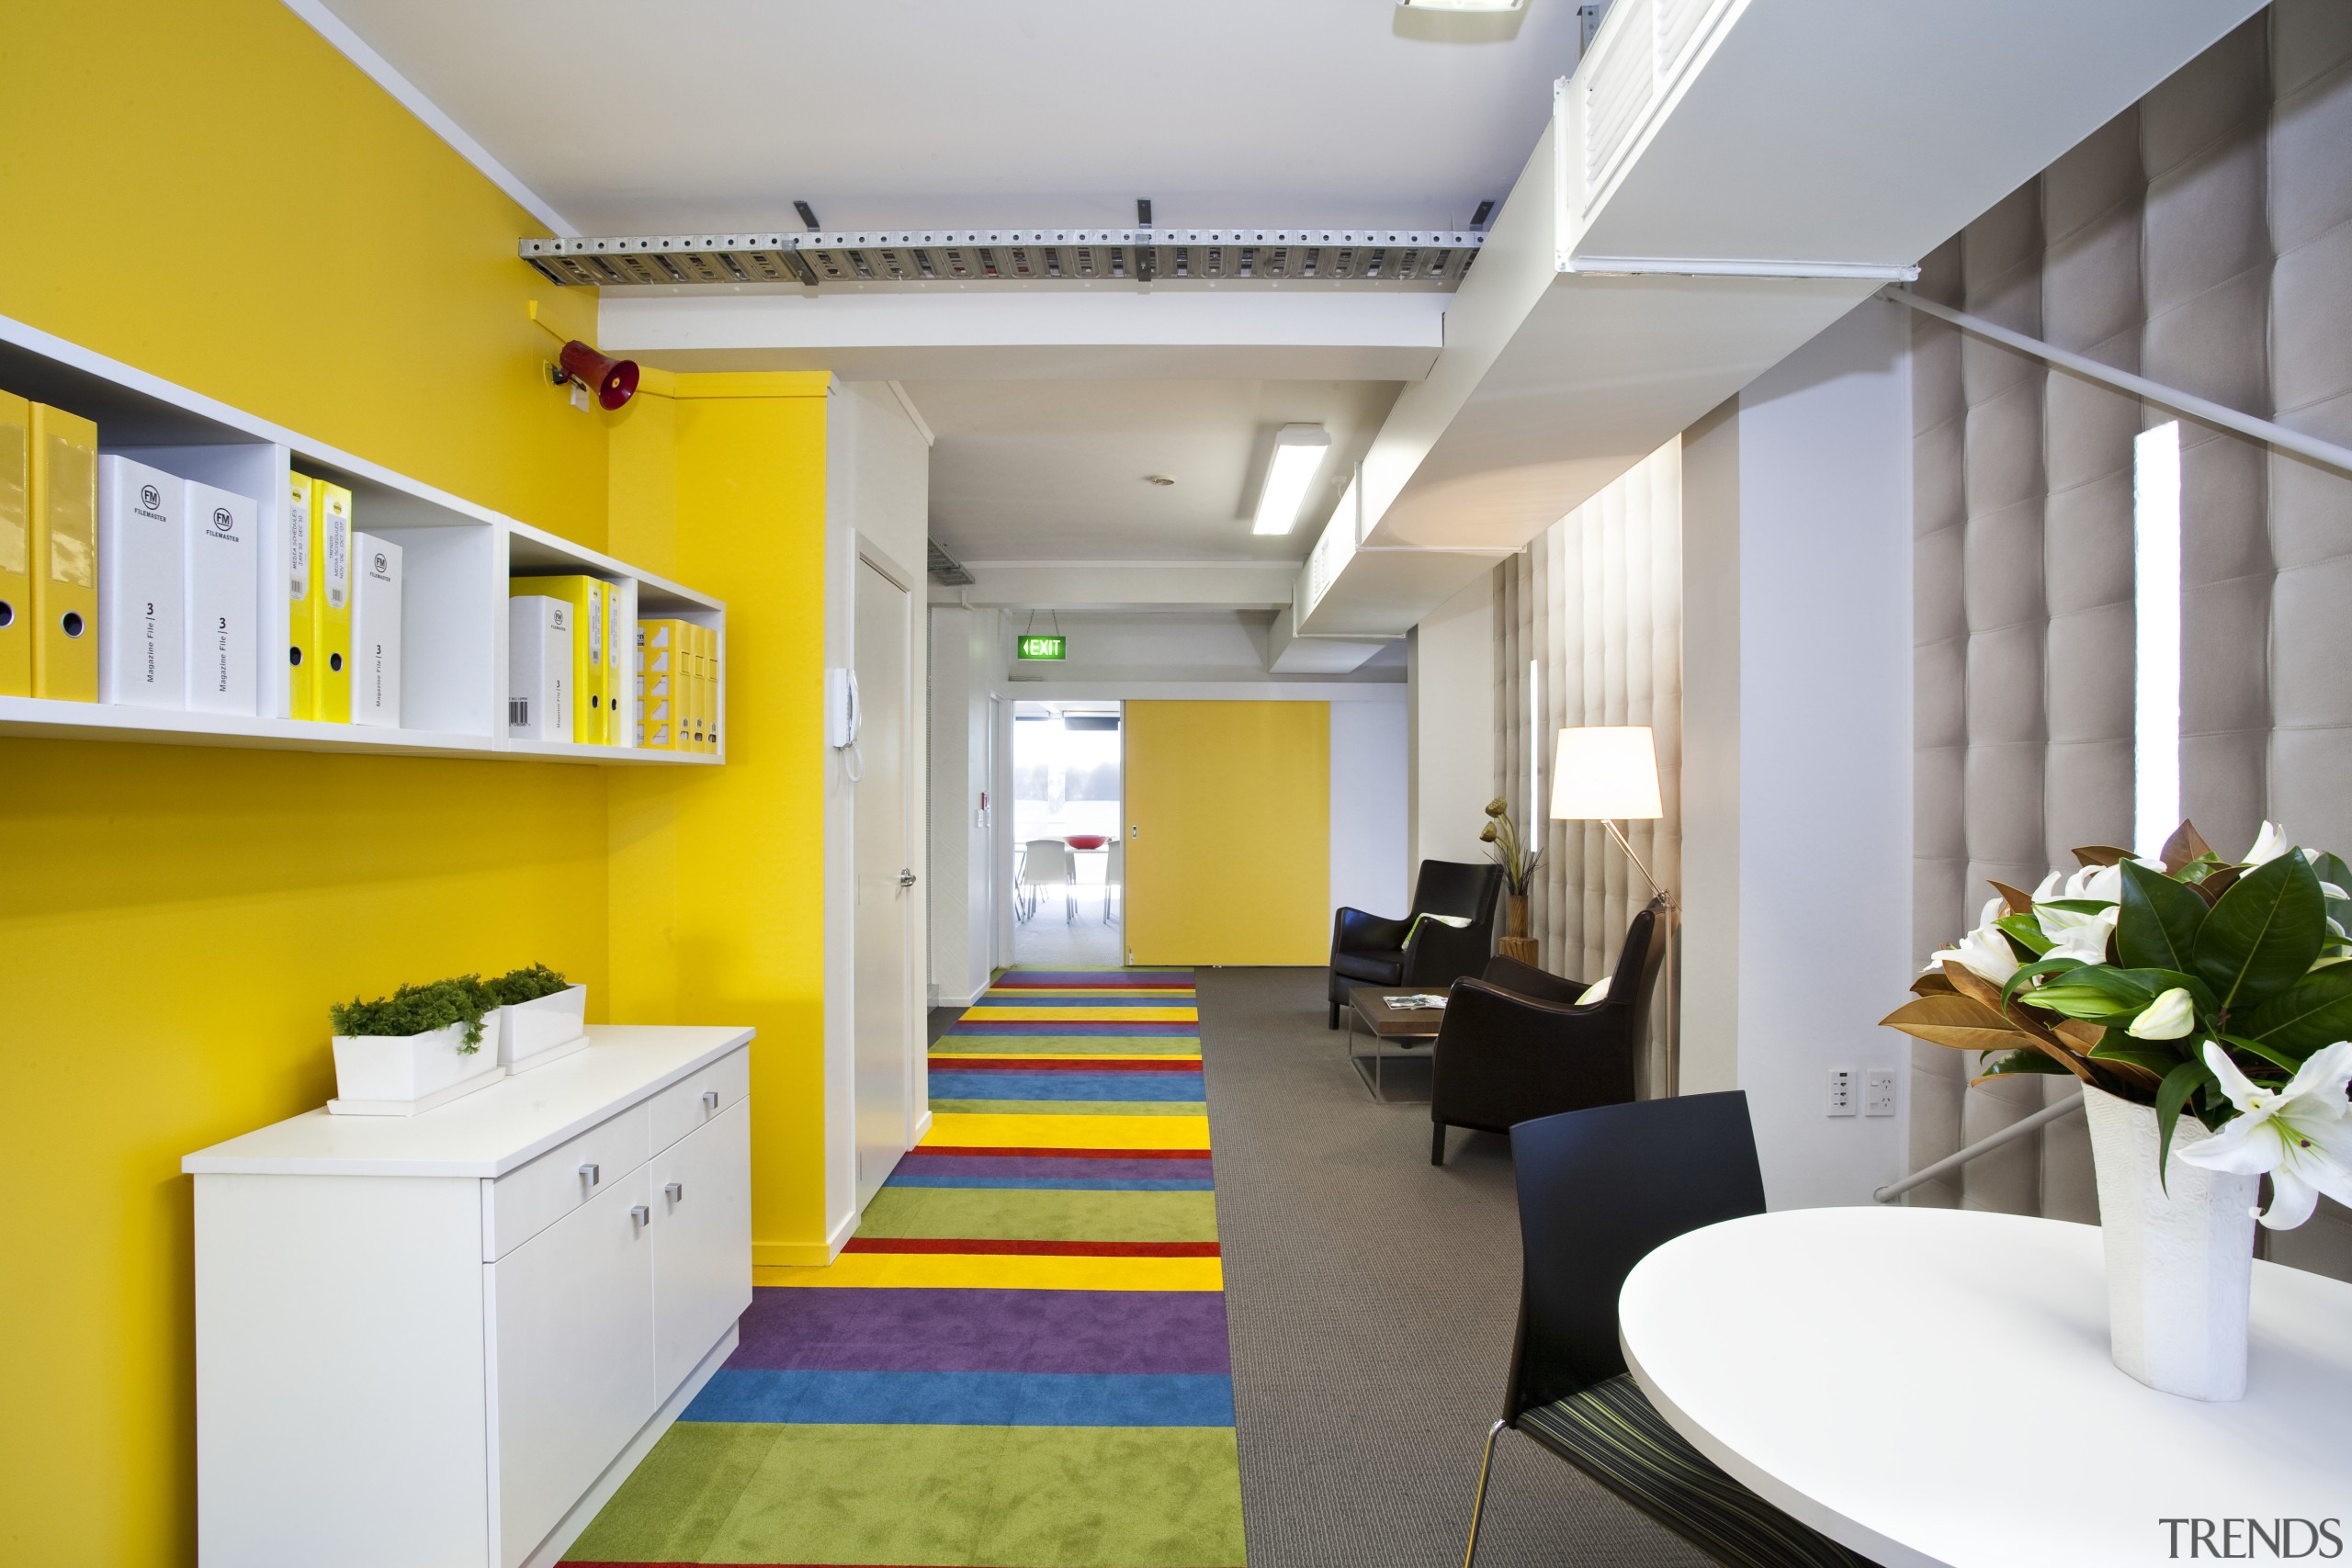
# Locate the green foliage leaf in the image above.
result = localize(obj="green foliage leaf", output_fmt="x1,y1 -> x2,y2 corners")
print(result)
2154,1056 -> 2213,1192
2238,964 -> 2352,1056
1975,1049 -> 2074,1079
329,975 -> 492,1051
1996,912 -> 2053,955
2000,956 -> 2085,1010
2216,1032 -> 2301,1078
2016,964 -> 2162,1023
2190,851 -> 2327,1014
2118,859 -> 2207,973
2086,1037 -> 2193,1077
485,962 -> 571,1006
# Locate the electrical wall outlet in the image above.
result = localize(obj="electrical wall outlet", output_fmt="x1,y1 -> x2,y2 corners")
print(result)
1865,1069 -> 1897,1117
1826,1067 -> 1857,1117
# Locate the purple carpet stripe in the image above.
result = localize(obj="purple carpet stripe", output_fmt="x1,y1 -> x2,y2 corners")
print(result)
897,1153 -> 1214,1182
729,1287 -> 1233,1375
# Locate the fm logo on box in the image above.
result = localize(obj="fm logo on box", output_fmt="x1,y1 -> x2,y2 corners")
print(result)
140,482 -> 161,511
210,507 -> 234,536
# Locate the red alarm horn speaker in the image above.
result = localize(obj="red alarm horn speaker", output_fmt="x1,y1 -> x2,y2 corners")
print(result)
557,339 -> 639,411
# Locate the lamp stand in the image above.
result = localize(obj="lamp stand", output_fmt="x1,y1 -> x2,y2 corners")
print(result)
1601,819 -> 1679,1099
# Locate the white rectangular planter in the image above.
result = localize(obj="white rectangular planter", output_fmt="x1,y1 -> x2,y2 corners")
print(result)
498,983 -> 590,1074
329,1019 -> 503,1116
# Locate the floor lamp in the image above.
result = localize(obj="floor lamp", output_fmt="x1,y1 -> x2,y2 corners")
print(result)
1549,726 -> 1679,1097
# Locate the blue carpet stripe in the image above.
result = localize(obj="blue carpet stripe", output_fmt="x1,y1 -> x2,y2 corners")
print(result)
884,1174 -> 1218,1191
682,1369 -> 1235,1427
929,1071 -> 1206,1101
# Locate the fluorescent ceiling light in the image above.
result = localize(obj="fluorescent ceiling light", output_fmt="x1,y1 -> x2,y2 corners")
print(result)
1396,0 -> 1525,10
1253,425 -> 1332,536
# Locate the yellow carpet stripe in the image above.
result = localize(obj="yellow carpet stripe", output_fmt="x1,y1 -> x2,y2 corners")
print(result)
922,1112 -> 1212,1151
757,1253 -> 1223,1292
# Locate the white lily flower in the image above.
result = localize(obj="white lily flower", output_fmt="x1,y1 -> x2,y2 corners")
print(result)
2126,987 -> 2197,1040
1933,921 -> 2020,986
2177,1041 -> 2352,1229
2033,870 -> 2065,902
2035,901 -> 2119,964
2245,821 -> 2296,867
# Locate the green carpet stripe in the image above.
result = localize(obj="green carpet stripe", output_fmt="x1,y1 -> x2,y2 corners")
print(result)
854,1187 -> 1222,1243
563,968 -> 1242,1567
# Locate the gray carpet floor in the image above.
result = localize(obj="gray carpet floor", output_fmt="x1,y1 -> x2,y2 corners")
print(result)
1197,966 -> 1711,1568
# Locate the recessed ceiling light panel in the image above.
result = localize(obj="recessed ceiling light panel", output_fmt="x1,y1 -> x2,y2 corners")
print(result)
1396,0 -> 1526,10
1252,425 -> 1333,536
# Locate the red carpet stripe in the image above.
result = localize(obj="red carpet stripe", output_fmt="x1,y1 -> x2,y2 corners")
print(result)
841,1237 -> 1222,1258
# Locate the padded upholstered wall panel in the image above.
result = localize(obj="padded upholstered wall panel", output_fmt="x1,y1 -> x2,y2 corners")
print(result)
1495,438 -> 1682,1098
1911,5 -> 2352,1269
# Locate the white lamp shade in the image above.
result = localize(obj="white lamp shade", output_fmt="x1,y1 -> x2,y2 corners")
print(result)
1550,726 -> 1663,820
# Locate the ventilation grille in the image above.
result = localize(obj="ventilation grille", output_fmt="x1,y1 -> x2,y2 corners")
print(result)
926,538 -> 974,586
523,228 -> 1485,289
1582,0 -> 1655,193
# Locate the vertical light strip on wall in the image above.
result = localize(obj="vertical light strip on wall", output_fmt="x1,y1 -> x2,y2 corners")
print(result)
2133,421 -> 2182,857
1529,658 -> 1542,827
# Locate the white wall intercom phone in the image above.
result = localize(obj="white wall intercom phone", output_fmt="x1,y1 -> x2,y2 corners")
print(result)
826,667 -> 861,748
827,668 -> 865,781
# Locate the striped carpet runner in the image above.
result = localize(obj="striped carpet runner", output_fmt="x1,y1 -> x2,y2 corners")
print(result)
566,967 -> 1245,1568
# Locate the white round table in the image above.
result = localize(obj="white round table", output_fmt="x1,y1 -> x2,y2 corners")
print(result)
1619,1207 -> 2352,1568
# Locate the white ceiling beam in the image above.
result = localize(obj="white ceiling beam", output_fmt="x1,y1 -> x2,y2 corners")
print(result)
930,560 -> 1298,611
280,0 -> 576,236
597,289 -> 1445,381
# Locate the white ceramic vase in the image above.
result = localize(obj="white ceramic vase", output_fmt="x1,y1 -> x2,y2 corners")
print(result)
2081,1084 -> 2260,1401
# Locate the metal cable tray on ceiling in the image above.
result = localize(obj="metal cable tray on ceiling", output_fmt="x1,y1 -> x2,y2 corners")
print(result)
520,228 -> 1485,288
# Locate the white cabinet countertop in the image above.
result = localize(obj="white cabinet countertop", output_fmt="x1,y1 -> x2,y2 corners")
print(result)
182,1026 -> 754,1179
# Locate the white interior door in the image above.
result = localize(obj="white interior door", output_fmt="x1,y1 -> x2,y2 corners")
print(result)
853,555 -> 914,1210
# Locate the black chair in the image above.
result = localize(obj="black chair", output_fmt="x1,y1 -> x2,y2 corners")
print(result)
1461,1093 -> 1874,1568
1327,859 -> 1504,1028
1428,902 -> 1666,1166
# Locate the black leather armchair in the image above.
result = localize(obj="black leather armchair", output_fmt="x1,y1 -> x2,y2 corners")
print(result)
1428,902 -> 1667,1165
1328,859 -> 1505,1028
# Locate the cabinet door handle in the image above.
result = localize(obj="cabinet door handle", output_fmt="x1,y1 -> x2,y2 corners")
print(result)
701,1089 -> 719,1111
665,1182 -> 684,1202
579,1162 -> 601,1186
629,1204 -> 650,1229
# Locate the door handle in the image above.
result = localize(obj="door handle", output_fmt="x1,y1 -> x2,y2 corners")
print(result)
629,1204 -> 650,1229
665,1182 -> 684,1202
899,868 -> 918,887
579,1162 -> 601,1186
702,1089 -> 719,1111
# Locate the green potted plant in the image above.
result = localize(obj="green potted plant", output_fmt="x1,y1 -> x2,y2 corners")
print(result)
486,962 -> 588,1073
1884,820 -> 2352,1401
328,976 -> 503,1116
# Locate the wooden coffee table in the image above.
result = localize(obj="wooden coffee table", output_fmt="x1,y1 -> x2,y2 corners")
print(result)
1343,985 -> 1450,1101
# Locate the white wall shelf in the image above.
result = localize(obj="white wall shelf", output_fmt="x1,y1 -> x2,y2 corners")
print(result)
0,312 -> 725,766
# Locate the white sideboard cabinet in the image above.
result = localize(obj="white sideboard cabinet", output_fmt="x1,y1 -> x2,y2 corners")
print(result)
183,1025 -> 755,1568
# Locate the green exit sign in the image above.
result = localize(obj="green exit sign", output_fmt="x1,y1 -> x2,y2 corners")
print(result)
1016,635 -> 1067,661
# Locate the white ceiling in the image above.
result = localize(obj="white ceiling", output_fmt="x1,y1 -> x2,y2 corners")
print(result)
312,0 -> 1584,235
910,378 -> 1401,563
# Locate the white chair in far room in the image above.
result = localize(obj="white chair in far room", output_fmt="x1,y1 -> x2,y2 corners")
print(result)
1020,839 -> 1077,923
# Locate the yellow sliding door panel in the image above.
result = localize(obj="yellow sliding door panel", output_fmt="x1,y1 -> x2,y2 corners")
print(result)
1125,701 -> 1329,966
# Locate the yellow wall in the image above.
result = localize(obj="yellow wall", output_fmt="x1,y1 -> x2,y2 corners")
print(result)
608,373 -> 836,1267
0,5 -> 612,1564
1125,701 -> 1331,965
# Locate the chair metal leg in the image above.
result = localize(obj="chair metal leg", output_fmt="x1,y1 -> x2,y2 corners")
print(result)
1463,1418 -> 1507,1568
